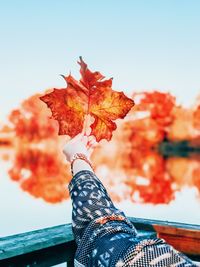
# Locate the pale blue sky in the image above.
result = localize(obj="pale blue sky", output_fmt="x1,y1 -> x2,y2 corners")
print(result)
0,0 -> 200,119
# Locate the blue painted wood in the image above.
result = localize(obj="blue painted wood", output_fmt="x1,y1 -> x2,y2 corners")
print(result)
0,217 -> 200,266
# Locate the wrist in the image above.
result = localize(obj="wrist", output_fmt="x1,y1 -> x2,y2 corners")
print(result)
70,153 -> 94,175
69,151 -> 89,162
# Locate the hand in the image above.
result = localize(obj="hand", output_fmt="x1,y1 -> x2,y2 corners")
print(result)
63,133 -> 96,162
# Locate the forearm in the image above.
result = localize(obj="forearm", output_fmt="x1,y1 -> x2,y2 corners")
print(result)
72,158 -> 94,176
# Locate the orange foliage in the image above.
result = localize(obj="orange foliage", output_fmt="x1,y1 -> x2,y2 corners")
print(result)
166,157 -> 200,192
167,106 -> 200,141
9,147 -> 70,203
92,92 -> 199,204
193,105 -> 200,130
126,118 -> 164,149
6,94 -> 71,203
135,172 -> 174,204
9,94 -> 58,141
133,91 -> 175,126
0,82 -> 199,204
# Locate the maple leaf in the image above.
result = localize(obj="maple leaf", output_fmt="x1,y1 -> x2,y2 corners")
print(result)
40,57 -> 134,141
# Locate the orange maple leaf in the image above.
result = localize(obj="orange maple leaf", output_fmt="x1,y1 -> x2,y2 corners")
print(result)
40,57 -> 134,141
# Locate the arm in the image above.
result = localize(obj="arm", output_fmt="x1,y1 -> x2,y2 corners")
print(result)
62,134 -> 137,267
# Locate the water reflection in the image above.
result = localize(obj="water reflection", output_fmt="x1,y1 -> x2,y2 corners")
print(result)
0,91 -> 199,207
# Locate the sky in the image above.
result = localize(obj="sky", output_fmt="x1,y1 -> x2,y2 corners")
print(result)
0,0 -> 200,236
0,0 -> 200,120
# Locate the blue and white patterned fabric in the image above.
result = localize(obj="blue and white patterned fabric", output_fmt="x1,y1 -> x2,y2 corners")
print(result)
69,170 -> 197,267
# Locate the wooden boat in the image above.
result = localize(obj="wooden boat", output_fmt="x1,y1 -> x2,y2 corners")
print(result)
0,217 -> 200,266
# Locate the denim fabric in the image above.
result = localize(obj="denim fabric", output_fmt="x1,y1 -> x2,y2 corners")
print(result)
69,170 -> 196,267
